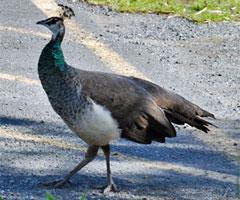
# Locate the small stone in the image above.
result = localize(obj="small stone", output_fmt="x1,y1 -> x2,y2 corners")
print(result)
233,143 -> 237,146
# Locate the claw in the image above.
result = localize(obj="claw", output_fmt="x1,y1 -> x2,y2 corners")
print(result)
102,183 -> 119,194
39,179 -> 72,189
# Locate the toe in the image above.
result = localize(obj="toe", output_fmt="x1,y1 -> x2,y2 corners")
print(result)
38,180 -> 72,189
103,184 -> 119,194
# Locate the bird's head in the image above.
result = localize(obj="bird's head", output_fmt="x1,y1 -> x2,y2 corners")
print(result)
36,17 -> 64,36
36,4 -> 74,39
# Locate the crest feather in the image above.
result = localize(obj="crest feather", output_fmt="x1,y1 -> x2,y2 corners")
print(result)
58,4 -> 75,19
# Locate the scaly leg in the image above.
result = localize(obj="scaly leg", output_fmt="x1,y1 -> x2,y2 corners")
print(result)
101,145 -> 119,193
40,145 -> 99,188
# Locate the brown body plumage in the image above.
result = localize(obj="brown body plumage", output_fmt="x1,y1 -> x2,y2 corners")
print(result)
71,68 -> 214,144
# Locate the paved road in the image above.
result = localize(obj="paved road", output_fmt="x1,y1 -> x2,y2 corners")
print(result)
0,0 -> 239,199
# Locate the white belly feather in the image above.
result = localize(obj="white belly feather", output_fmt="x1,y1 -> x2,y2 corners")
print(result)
69,102 -> 121,146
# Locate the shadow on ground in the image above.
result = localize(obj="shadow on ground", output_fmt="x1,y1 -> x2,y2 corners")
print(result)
0,115 -> 239,199
0,165 -> 238,200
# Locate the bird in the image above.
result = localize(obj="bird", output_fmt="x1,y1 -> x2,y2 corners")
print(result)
36,4 -> 215,193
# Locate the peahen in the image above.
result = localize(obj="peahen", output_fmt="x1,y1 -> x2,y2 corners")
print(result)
36,5 -> 215,193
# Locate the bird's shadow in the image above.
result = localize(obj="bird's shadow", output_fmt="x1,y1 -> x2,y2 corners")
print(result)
0,115 -> 239,199
0,166 -> 237,200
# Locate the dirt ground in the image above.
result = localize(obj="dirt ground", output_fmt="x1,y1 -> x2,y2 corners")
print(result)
0,0 -> 239,199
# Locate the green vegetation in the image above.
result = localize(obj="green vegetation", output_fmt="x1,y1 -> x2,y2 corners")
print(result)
80,193 -> 87,200
46,192 -> 56,200
46,192 -> 86,200
85,0 -> 240,22
0,193 -> 86,200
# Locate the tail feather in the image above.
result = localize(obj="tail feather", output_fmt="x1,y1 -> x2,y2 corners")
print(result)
143,100 -> 177,138
164,109 -> 214,133
193,104 -> 215,119
130,77 -> 216,133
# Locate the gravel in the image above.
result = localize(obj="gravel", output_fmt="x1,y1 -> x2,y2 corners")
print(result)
0,0 -> 239,199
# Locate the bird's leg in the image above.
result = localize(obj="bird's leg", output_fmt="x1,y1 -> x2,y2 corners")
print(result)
101,145 -> 119,194
40,145 -> 99,188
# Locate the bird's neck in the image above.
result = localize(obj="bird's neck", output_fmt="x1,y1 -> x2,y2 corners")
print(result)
39,25 -> 66,72
51,35 -> 65,71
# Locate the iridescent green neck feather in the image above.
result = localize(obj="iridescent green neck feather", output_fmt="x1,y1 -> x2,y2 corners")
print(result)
38,28 -> 66,73
52,37 -> 65,71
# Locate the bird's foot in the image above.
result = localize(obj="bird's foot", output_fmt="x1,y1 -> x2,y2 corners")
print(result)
102,183 -> 119,194
39,179 -> 72,189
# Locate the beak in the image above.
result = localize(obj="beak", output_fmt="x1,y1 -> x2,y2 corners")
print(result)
36,19 -> 46,25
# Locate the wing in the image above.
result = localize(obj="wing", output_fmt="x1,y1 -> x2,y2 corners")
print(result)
130,77 -> 215,133
74,69 -> 176,144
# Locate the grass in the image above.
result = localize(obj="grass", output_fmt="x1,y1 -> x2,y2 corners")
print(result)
46,192 -> 86,200
85,0 -> 240,22
46,192 -> 56,200
0,193 -> 87,200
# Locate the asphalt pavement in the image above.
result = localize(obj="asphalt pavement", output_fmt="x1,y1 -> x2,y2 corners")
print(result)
0,0 -> 239,199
